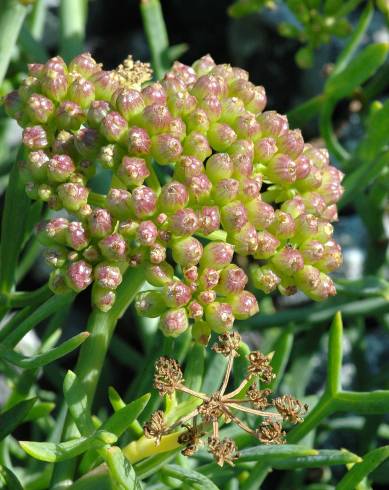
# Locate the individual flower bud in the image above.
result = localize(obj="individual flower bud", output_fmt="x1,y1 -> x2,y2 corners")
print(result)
272,246 -> 304,276
206,153 -> 233,182
106,188 -> 132,219
246,85 -> 267,113
238,176 -> 261,202
254,231 -> 280,259
278,282 -> 298,297
185,108 -> 210,134
92,285 -> 116,312
168,117 -> 186,141
3,90 -> 23,119
19,76 -> 40,101
151,133 -> 183,164
37,217 -> 69,245
208,123 -> 237,151
163,280 -> 192,308
200,242 -> 234,270
183,131 -> 212,162
268,210 -> 295,240
301,192 -> 326,215
216,264 -> 248,295
322,204 -> 338,222
94,262 -> 122,289
277,129 -> 304,159
294,213 -> 319,243
75,127 -> 101,158
233,112 -> 261,140
27,63 -> 45,78
141,103 -> 172,134
197,206 -> 220,235
183,265 -> 198,283
91,70 -> 119,100
159,181 -> 188,213
69,52 -> 100,78
65,260 -> 93,292
281,196 -> 305,219
257,111 -> 288,137
299,240 -> 324,263
131,185 -> 158,218
229,79 -> 255,105
87,100 -> 111,128
98,233 -> 128,261
159,308 -> 189,337
172,236 -> 203,267
304,146 -> 329,169
314,221 -> 334,242
162,74 -> 187,95
198,268 -> 220,290
116,88 -> 145,120
169,208 -> 199,236
26,94 -> 54,124
295,265 -> 321,294
47,154 -> 76,182
251,265 -> 281,294
83,245 -> 100,263
188,301 -> 204,320
149,243 -> 167,264
266,154 -> 297,184
199,94 -> 222,121
137,220 -> 158,246
230,222 -> 258,256
44,246 -> 67,268
127,127 -> 152,156
296,166 -> 323,191
187,174 -> 212,204
46,55 -> 67,74
198,290 -> 217,305
192,54 -> 216,76
220,200 -> 248,232
254,137 -> 278,162
316,240 -> 343,273
212,178 -> 239,205
118,156 -> 150,187
27,150 -> 49,181
171,61 -> 197,85
232,153 -> 254,179
307,272 -> 336,301
41,69 -> 68,101
191,74 -> 224,100
117,219 -> 138,238
135,290 -> 167,318
101,111 -> 128,143
229,291 -> 259,320
67,77 -> 95,108
246,197 -> 275,230
228,139 -> 254,161
142,82 -> 166,105
86,208 -> 112,240
53,130 -> 76,156
49,269 -> 71,294
205,302 -> 234,334
66,221 -> 89,250
145,261 -> 174,287
167,91 -> 197,117
56,101 -> 85,131
174,155 -> 204,182
219,96 -> 245,125
37,183 -> 52,202
295,154 -> 312,180
57,182 -> 88,212
23,125 -> 49,150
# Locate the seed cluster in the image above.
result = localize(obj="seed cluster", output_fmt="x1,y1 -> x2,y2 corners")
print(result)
4,52 -> 343,335
144,332 -> 308,466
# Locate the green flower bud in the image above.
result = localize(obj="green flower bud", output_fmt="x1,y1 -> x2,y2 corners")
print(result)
254,137 -> 277,162
271,246 -> 304,276
205,152 -> 233,182
159,307 -> 189,337
185,108 -> 210,134
56,101 -> 85,131
216,264 -> 248,295
92,285 -> 116,312
145,261 -> 174,287
57,182 -> 89,211
49,269 -> 71,294
98,233 -> 128,261
135,290 -> 167,317
251,264 -> 281,294
159,181 -> 189,213
101,111 -> 128,143
116,88 -> 145,121
229,290 -> 259,320
106,188 -> 132,219
254,231 -> 280,259
205,302 -> 234,334
229,222 -> 258,256
208,122 -> 237,152
183,131 -> 212,162
68,77 -> 95,108
268,210 -> 295,240
69,52 -> 101,78
220,200 -> 248,233
27,150 -> 49,182
141,103 -> 172,134
151,133 -> 183,164
117,156 -> 150,187
172,236 -> 203,267
200,242 -> 234,270
47,154 -> 76,182
44,246 -> 67,268
41,69 -> 68,102
192,320 -> 211,344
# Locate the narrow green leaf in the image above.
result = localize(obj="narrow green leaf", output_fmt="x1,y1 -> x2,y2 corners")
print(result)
24,401 -> 55,422
167,43 -> 189,63
271,449 -> 361,470
105,446 -> 142,490
326,312 -> 343,396
19,431 -> 117,463
0,464 -> 23,490
202,352 -> 228,393
163,464 -> 220,490
337,445 -> 389,490
0,332 -> 89,369
335,276 -> 389,300
183,343 -> 205,397
109,386 -> 126,411
60,0 -> 86,61
269,327 -> 294,391
325,43 -> 389,100
0,397 -> 36,440
238,444 -> 317,463
72,466 -> 111,490
64,370 -> 96,436
102,393 -> 151,438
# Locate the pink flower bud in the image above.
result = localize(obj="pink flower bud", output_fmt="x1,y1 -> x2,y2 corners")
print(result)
200,242 -> 234,270
27,63 -> 45,78
197,206 -> 220,235
66,221 -> 89,250
272,246 -> 304,276
316,240 -> 343,273
163,280 -> 192,308
145,261 -> 174,286
58,182 -> 89,211
174,155 -> 204,182
26,94 -> 54,124
106,188 -> 132,219
127,127 -> 152,157
149,243 -> 167,264
47,154 -> 76,182
65,260 -> 93,292
131,185 -> 157,218
314,221 -> 334,242
246,198 -> 275,229
159,308 -> 189,337
192,54 -> 216,76
295,154 -> 312,180
118,156 -> 150,187
266,154 -> 297,184
228,139 -> 254,161
246,85 -> 267,113
304,146 -> 329,169
216,264 -> 248,295
159,181 -> 188,213
137,220 -> 158,246
232,154 -> 254,178
41,69 -> 68,102
294,213 -> 319,242
205,302 -> 234,334
229,291 -> 259,320
162,74 -> 187,95
233,112 -> 261,139
87,100 -> 111,128
251,265 -> 281,294
306,273 -> 336,301
198,290 -> 217,305
172,236 -> 203,267
68,77 -> 95,108
151,134 -> 183,164
297,167 -> 323,191
188,301 -> 204,319
257,111 -> 288,137
19,76 -> 41,102
301,192 -> 326,215
299,240 -> 324,263
268,210 -> 295,240
141,103 -> 172,134
56,101 -> 85,131
183,265 -> 198,283
37,218 -> 69,245
281,196 -> 305,218
27,150 -> 49,181
185,108 -> 210,134
98,233 -> 128,261
116,88 -> 145,120
254,137 -> 278,162
295,265 -> 321,294
198,268 -> 220,290
92,285 -> 116,312
206,153 -> 233,182
208,122 -> 237,152
23,125 -> 49,150
191,74 -> 224,100
212,178 -> 239,205
69,52 -> 101,78
199,94 -> 222,121
94,262 -> 122,289
168,117 -> 186,141
238,177 -> 261,202
254,231 -> 280,259
167,91 -> 197,117
171,61 -> 197,86
169,208 -> 199,236
187,174 -> 212,204
135,290 -> 167,318
45,56 -> 67,74
183,131 -> 212,162
230,222 -> 258,256
220,200 -> 248,232
101,111 -> 128,143
322,204 -> 338,222
277,129 -> 304,159
141,82 -> 166,105
91,70 -> 119,101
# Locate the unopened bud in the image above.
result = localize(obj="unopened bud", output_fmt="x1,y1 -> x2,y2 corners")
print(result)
106,188 -> 132,219
272,246 -> 304,276
145,261 -> 174,286
23,125 -> 49,150
163,280 -> 192,308
251,265 -> 281,294
137,220 -> 158,246
200,242 -> 234,270
92,285 -> 116,312
169,208 -> 199,236
205,302 -> 234,334
172,236 -> 203,267
65,260 -> 93,292
94,262 -> 122,289
151,133 -> 182,164
58,182 -> 89,212
268,210 -> 295,240
254,231 -> 280,259
183,131 -> 212,162
98,233 -> 128,261
229,290 -> 259,320
220,200 -> 248,232
230,222 -> 258,256
159,308 -> 189,337
159,181 -> 188,213
197,206 -> 220,235
131,185 -> 157,218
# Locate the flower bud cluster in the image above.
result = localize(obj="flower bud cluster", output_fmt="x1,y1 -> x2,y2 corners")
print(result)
5,52 -> 343,333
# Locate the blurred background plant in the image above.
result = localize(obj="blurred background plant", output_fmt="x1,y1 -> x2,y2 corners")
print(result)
0,0 -> 388,489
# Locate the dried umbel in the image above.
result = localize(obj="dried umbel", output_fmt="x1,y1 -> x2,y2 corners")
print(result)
143,331 -> 308,466
5,51 -> 343,337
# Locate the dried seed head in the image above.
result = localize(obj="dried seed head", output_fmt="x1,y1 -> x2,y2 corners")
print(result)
247,384 -> 272,409
154,356 -> 184,396
257,419 -> 286,445
212,331 -> 241,357
199,393 -> 224,423
208,437 -> 239,467
178,425 -> 205,456
272,395 -> 308,424
143,410 -> 168,445
247,351 -> 275,383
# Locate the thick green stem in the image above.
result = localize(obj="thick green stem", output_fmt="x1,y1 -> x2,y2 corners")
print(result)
0,0 -> 28,85
59,0 -> 87,61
